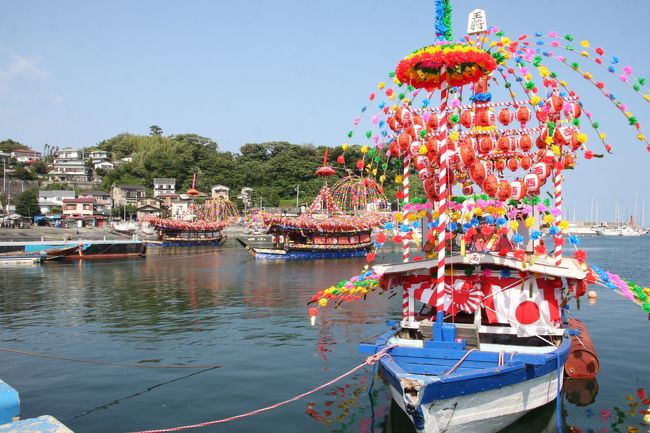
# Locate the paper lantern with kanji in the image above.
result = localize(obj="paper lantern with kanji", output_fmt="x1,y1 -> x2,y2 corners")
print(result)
554,126 -> 573,146
410,141 -> 423,157
532,162 -> 551,180
395,107 -> 412,124
524,172 -> 541,193
546,94 -> 564,120
510,180 -> 527,200
564,101 -> 582,119
415,155 -> 429,180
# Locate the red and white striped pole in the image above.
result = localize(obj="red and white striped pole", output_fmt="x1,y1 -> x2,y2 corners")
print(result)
401,154 -> 414,325
554,168 -> 563,266
436,67 -> 450,300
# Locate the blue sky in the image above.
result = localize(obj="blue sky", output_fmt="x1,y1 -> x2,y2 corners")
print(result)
1,0 -> 649,223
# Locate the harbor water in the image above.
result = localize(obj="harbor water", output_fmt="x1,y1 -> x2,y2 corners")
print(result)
0,236 -> 648,433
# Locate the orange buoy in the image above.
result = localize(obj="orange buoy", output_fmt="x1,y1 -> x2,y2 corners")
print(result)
565,318 -> 600,379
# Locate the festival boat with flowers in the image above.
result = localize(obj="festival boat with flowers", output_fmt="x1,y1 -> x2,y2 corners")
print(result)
238,151 -> 390,259
140,175 -> 236,247
309,3 -> 650,433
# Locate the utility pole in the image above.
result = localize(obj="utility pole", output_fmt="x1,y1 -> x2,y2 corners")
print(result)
295,184 -> 300,207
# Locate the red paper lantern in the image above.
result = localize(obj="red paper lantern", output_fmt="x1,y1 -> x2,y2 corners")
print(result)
497,179 -> 512,201
397,133 -> 413,153
494,158 -> 506,171
519,134 -> 533,151
388,117 -> 402,132
427,113 -> 440,130
478,136 -> 494,153
460,110 -> 475,128
482,174 -> 498,197
412,115 -> 425,129
546,94 -> 564,119
469,161 -> 488,184
564,154 -> 576,168
520,156 -> 532,170
507,158 -> 519,172
498,108 -> 513,126
458,144 -> 476,166
516,106 -> 531,125
475,110 -> 495,127
497,136 -> 512,152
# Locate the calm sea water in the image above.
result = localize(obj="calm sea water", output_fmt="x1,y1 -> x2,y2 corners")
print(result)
0,236 -> 648,433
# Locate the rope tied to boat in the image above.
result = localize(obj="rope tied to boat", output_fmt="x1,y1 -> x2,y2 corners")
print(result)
444,349 -> 478,376
127,344 -> 397,433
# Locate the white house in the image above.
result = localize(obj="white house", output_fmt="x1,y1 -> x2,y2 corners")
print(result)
94,161 -> 114,171
11,149 -> 42,163
55,148 -> 84,162
88,150 -> 108,161
39,190 -> 76,214
153,178 -> 176,198
48,160 -> 91,182
79,190 -> 112,214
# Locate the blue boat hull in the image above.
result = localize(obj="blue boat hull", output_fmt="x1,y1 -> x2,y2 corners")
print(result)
251,247 -> 369,260
360,325 -> 571,433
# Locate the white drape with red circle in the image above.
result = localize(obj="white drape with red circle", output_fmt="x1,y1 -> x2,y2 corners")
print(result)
481,277 -> 562,337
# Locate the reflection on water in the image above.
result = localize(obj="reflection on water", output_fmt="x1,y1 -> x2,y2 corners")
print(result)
0,237 -> 647,433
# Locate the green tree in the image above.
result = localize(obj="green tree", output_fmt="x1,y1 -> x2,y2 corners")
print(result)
15,189 -> 40,217
149,125 -> 163,136
31,160 -> 47,175
11,164 -> 37,180
0,139 -> 27,153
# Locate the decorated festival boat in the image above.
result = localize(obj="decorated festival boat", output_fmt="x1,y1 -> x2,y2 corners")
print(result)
309,3 -> 650,433
140,175 -> 236,247
238,151 -> 389,259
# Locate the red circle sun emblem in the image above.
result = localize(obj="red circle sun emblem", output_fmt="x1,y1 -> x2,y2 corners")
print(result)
514,301 -> 540,325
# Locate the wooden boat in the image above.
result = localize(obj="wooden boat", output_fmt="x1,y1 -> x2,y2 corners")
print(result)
44,240 -> 146,260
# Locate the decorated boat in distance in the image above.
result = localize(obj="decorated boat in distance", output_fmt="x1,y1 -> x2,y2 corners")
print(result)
140,174 -> 236,247
309,2 -> 650,433
238,151 -> 389,259
140,216 -> 227,247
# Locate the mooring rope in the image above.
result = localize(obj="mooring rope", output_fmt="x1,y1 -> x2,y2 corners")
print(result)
128,344 -> 397,433
0,347 -> 222,369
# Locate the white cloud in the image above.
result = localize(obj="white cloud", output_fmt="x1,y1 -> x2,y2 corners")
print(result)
0,56 -> 50,89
